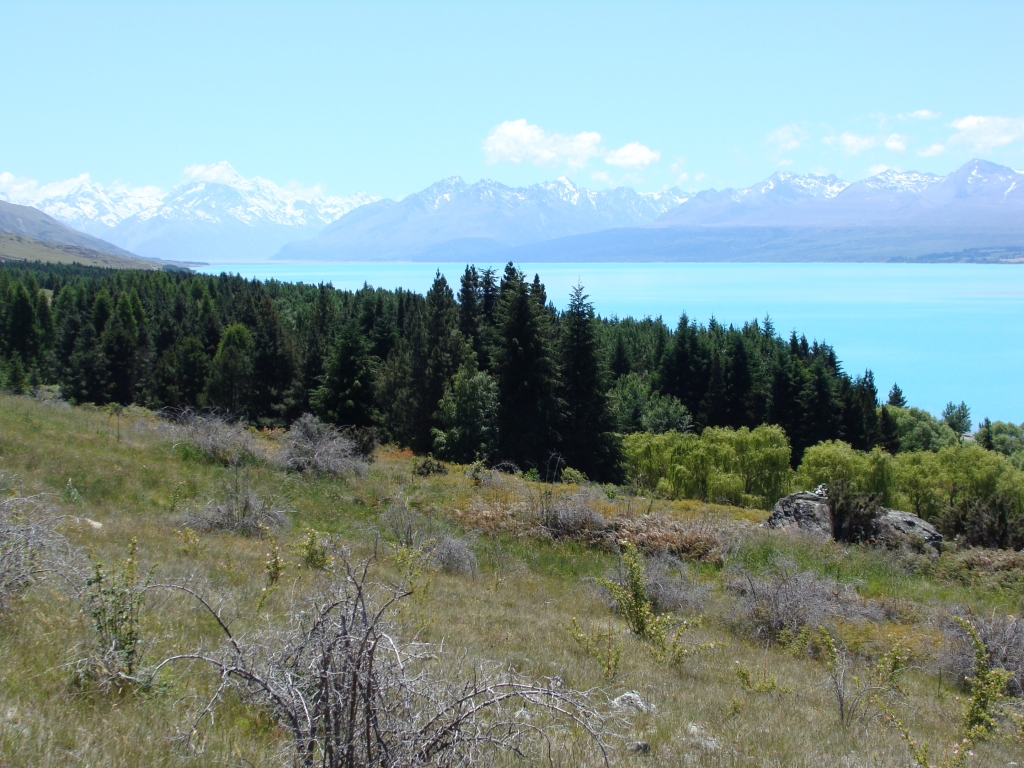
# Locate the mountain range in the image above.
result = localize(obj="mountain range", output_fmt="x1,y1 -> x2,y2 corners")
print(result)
3,159 -> 1023,264
0,162 -> 377,263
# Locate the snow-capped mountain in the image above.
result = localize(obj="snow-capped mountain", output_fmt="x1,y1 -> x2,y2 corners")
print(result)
0,162 -> 378,262
276,176 -> 688,261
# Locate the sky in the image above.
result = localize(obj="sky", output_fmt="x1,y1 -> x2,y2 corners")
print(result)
2,1 -> 1023,200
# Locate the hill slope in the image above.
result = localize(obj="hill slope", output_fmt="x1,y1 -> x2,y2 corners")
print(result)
0,199 -> 139,259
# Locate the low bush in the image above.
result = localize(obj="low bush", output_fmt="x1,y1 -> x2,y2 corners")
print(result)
430,535 -> 477,576
828,481 -> 884,544
164,407 -> 257,466
0,491 -> 62,615
278,413 -> 366,476
727,564 -> 883,644
939,493 -> 1024,550
186,474 -> 286,537
943,609 -> 1024,697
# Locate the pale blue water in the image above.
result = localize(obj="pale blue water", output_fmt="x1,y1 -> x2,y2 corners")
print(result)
198,262 -> 1024,424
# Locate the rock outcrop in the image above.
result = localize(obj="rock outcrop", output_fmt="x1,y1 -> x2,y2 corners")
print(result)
764,490 -> 832,541
765,491 -> 943,552
876,509 -> 943,552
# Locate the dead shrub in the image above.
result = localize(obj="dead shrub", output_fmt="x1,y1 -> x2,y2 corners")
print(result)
641,554 -> 710,615
1,491 -> 64,615
278,414 -> 366,476
163,407 -> 257,466
537,490 -> 608,541
186,474 -> 286,537
942,608 -> 1024,697
430,535 -> 477,576
610,515 -> 724,563
160,556 -> 622,767
727,564 -> 884,644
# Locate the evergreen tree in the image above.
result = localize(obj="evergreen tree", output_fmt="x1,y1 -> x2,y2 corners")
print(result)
204,323 -> 254,414
494,264 -> 559,469
5,283 -> 39,364
878,405 -> 900,454
102,293 -> 142,405
310,320 -> 376,427
431,360 -> 499,463
150,336 -> 209,407
887,383 -> 907,408
723,332 -> 754,428
558,285 -> 621,481
659,313 -> 707,417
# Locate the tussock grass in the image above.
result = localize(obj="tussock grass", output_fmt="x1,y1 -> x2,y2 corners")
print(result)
0,393 -> 1021,766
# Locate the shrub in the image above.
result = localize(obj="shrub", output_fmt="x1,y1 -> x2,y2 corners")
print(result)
186,474 -> 286,537
536,490 -> 608,540
165,557 -> 620,766
943,609 -> 1024,697
0,492 -> 62,615
164,407 -> 257,466
77,539 -> 152,689
727,565 -> 881,643
430,535 -> 477,576
883,617 -> 1013,768
278,413 -> 366,476
413,455 -> 448,477
641,553 -> 710,615
560,466 -> 589,485
828,481 -> 884,544
939,493 -> 1024,550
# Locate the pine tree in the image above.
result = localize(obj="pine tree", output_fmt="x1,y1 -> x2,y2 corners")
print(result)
558,285 -> 621,481
494,265 -> 560,470
659,313 -> 707,417
310,320 -> 376,427
878,405 -> 900,454
204,323 -> 254,414
723,332 -> 753,428
887,383 -> 907,408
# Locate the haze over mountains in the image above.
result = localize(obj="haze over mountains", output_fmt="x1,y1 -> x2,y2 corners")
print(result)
3,159 -> 1023,264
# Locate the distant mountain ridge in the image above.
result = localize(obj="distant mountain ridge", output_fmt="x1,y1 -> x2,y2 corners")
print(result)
6,159 -> 1024,263
0,162 -> 378,262
276,176 -> 689,261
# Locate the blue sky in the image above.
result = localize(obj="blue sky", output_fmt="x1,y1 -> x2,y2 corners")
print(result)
2,1 -> 1023,198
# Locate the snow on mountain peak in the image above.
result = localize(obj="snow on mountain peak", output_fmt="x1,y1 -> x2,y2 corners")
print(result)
0,164 -> 379,234
864,168 -> 943,193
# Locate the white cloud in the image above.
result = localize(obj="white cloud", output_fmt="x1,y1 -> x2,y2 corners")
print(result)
885,133 -> 906,152
675,172 -> 689,183
900,109 -> 939,120
777,159 -> 794,167
947,115 -> 1024,153
919,143 -> 946,157
695,172 -> 707,182
483,119 -> 602,169
604,142 -> 660,169
591,171 -> 612,184
766,124 -> 808,153
823,132 -> 877,154
867,164 -> 891,176
184,161 -> 246,185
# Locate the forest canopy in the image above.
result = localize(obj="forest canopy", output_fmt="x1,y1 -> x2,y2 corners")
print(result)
0,260 -> 1012,488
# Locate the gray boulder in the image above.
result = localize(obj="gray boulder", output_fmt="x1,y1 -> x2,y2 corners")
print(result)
765,491 -> 832,541
766,490 -> 943,552
877,509 -> 943,552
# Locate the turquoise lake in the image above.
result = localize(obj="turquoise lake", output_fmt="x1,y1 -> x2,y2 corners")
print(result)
199,262 -> 1024,424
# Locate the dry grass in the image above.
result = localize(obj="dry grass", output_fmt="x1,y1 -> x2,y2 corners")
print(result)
0,393 -> 1022,767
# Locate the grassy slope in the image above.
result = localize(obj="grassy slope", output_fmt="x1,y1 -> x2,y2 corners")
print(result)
0,233 -> 183,270
0,394 -> 1019,767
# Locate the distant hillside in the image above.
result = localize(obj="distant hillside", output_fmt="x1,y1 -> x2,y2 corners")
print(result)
0,200 -> 138,259
0,233 -> 186,270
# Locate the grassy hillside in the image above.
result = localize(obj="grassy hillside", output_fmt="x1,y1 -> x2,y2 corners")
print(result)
0,394 -> 1021,766
0,233 -> 185,270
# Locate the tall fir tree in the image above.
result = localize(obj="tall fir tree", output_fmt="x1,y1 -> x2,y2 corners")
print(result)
558,285 -> 621,481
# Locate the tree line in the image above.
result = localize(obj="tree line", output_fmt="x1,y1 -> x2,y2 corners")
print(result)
0,259 -> 997,483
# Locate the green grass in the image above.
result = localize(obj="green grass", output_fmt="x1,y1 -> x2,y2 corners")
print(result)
0,393 -> 1021,767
